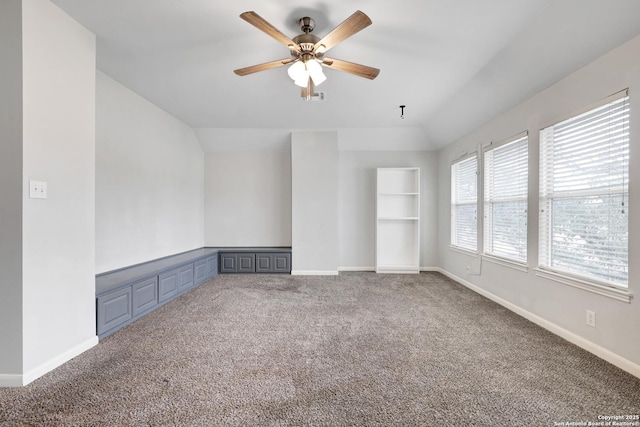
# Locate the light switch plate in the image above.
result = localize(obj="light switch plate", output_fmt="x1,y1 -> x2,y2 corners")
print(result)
29,180 -> 47,199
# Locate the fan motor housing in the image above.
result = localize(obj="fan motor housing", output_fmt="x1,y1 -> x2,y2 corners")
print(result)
292,33 -> 320,47
292,33 -> 321,60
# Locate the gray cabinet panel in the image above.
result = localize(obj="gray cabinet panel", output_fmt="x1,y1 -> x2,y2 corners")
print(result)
219,250 -> 291,274
255,253 -> 291,273
132,277 -> 158,316
158,269 -> 179,302
194,259 -> 208,285
273,253 -> 291,273
255,253 -> 272,272
97,287 -> 132,335
220,253 -> 237,273
238,254 -> 255,273
96,248 -> 292,339
96,248 -> 221,339
178,264 -> 194,291
207,255 -> 218,278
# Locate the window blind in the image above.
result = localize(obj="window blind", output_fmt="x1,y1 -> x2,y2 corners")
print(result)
451,154 -> 478,251
484,133 -> 528,263
539,91 -> 629,287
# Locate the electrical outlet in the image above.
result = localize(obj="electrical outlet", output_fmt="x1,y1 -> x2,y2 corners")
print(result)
586,310 -> 596,328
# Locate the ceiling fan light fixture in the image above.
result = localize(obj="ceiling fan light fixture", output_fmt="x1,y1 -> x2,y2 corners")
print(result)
310,72 -> 326,86
288,60 -> 325,87
287,61 -> 306,81
306,60 -> 326,86
294,75 -> 310,87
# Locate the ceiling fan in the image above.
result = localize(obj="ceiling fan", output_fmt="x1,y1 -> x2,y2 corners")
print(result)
234,10 -> 380,99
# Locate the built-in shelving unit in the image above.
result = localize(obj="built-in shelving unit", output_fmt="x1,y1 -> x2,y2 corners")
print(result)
376,168 -> 420,273
95,247 -> 291,339
95,248 -> 219,339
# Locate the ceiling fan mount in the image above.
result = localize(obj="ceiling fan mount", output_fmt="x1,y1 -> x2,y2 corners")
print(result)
234,10 -> 379,99
297,17 -> 316,34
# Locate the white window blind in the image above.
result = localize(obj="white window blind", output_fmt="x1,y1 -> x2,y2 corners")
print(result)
484,133 -> 528,263
451,154 -> 478,251
539,91 -> 629,287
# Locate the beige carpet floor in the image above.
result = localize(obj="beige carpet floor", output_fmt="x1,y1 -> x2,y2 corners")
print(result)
1,272 -> 639,426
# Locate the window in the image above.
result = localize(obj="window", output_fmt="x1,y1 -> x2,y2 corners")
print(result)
451,154 -> 477,251
484,133 -> 528,263
539,91 -> 629,287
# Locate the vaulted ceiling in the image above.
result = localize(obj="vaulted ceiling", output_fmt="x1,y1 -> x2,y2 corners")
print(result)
51,0 -> 640,150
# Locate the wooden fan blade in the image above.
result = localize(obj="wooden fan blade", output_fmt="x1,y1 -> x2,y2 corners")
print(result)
240,11 -> 299,51
314,10 -> 372,53
322,58 -> 379,80
234,58 -> 293,76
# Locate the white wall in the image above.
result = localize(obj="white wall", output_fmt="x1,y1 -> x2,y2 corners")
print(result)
198,128 -> 438,271
338,151 -> 438,270
19,0 -> 97,385
291,131 -> 339,274
0,0 -> 24,379
437,35 -> 640,373
204,150 -> 291,247
96,72 -> 205,273
196,126 -> 431,152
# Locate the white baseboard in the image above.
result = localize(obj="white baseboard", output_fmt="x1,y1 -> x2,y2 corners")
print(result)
338,266 -> 375,272
336,267 -> 439,272
0,335 -> 98,387
437,268 -> 640,380
291,270 -> 339,276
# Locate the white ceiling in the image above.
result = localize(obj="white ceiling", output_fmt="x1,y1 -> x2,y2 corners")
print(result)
51,0 -> 640,150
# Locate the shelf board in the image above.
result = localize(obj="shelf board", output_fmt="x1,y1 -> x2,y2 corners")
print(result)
378,217 -> 419,221
376,264 -> 419,268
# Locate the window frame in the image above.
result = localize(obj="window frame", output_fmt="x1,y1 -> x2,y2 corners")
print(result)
482,132 -> 529,266
450,153 -> 478,253
537,89 -> 630,298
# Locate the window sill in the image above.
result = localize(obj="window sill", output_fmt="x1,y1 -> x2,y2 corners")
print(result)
449,245 -> 478,257
534,268 -> 632,303
483,255 -> 528,273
